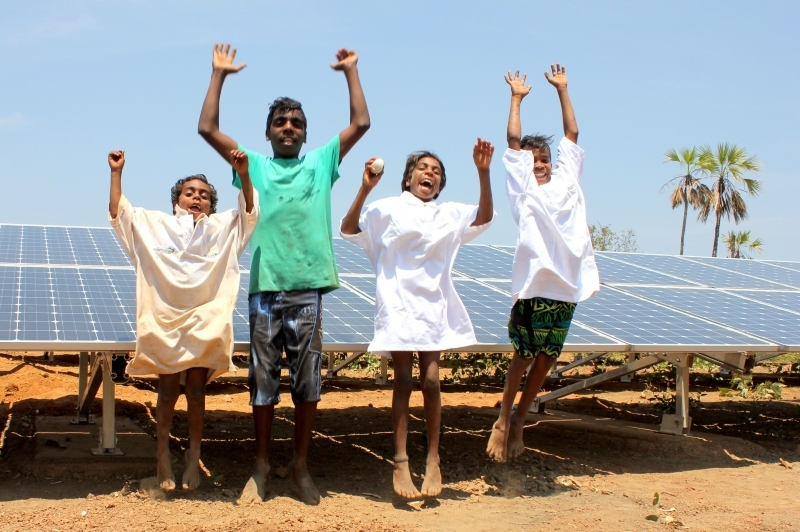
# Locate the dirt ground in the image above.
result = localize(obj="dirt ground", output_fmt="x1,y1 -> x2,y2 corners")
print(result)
1,352 -> 799,531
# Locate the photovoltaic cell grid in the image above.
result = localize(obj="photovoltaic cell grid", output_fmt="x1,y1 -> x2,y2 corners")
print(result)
620,286 -> 800,348
453,245 -> 514,280
595,255 -> 701,287
1,223 -> 798,351
0,224 -> 132,267
574,287 -> 771,348
603,252 -> 786,289
682,256 -> 800,289
0,266 -> 136,343
726,290 -> 800,314
765,261 -> 800,273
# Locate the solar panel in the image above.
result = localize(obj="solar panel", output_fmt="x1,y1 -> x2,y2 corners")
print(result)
603,252 -> 786,289
0,225 -> 21,263
682,256 -> 800,289
320,286 -> 375,345
764,261 -> 800,274
622,286 -> 800,349
596,255 -> 701,287
1,223 -> 796,354
725,290 -> 800,314
0,266 -> 17,341
453,245 -> 514,280
574,286 -> 772,349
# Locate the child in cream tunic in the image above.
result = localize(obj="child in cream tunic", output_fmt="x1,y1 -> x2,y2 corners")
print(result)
108,149 -> 258,492
340,139 -> 495,499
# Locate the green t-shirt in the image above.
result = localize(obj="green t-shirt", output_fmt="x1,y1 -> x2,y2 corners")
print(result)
233,136 -> 341,294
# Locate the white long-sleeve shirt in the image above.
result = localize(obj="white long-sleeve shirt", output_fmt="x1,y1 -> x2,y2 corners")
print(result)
504,137 -> 599,304
341,191 -> 495,355
110,190 -> 259,381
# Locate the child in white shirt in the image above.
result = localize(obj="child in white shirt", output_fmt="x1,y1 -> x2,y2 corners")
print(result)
108,149 -> 258,491
486,65 -> 599,463
340,139 -> 496,499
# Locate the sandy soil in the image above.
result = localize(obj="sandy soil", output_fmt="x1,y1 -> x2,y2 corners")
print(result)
1,352 -> 799,531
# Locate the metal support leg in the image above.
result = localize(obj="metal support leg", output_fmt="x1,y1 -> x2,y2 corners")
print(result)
92,353 -> 123,455
375,356 -> 389,385
77,351 -> 88,405
326,352 -> 335,378
659,354 -> 693,435
620,353 -> 636,382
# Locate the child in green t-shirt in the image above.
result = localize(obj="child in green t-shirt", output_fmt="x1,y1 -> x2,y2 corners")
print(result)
198,43 -> 370,506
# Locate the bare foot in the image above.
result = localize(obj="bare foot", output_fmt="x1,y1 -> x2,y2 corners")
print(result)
157,450 -> 175,491
507,415 -> 526,459
486,419 -> 509,462
420,456 -> 442,498
393,460 -> 421,499
290,458 -> 320,505
238,459 -> 270,505
182,447 -> 201,490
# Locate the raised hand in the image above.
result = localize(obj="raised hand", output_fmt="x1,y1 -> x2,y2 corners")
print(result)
212,43 -> 247,74
473,138 -> 494,171
544,63 -> 568,90
229,149 -> 249,175
331,48 -> 358,71
108,150 -> 125,172
362,158 -> 383,190
505,71 -> 532,99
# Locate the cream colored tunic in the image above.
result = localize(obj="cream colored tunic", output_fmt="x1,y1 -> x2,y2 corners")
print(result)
110,191 -> 259,381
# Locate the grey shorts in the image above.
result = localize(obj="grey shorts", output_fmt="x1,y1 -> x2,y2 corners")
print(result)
248,289 -> 323,406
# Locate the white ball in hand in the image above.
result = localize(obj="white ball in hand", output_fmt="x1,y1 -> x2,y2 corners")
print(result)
369,158 -> 384,174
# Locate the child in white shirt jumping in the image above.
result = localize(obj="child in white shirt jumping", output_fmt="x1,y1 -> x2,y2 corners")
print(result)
486,65 -> 599,463
108,149 -> 258,491
341,139 -> 495,499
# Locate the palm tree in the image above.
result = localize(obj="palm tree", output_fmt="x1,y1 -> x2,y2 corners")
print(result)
698,143 -> 762,257
662,148 -> 712,255
723,230 -> 764,259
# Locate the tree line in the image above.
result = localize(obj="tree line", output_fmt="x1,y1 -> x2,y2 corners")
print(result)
663,143 -> 762,258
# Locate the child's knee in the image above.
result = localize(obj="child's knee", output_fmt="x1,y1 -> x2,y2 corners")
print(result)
420,374 -> 440,396
158,385 -> 181,405
393,372 -> 413,393
184,384 -> 206,404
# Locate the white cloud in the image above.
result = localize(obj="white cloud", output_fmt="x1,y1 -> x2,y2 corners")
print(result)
0,112 -> 25,129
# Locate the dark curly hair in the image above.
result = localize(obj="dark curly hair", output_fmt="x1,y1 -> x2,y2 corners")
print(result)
520,133 -> 554,156
265,97 -> 307,134
170,174 -> 218,214
401,151 -> 447,199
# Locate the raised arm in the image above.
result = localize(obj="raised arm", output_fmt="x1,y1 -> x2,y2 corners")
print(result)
545,64 -> 578,144
108,150 -> 125,219
504,71 -> 531,150
472,139 -> 495,226
198,43 -> 247,161
229,150 -> 255,214
330,49 -> 370,161
340,159 -> 383,235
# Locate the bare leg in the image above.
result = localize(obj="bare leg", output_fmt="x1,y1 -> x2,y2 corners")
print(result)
418,351 -> 442,497
156,373 -> 181,490
290,400 -> 320,505
486,353 -> 533,462
507,354 -> 556,459
182,367 -> 208,490
239,404 -> 274,504
391,351 -> 421,499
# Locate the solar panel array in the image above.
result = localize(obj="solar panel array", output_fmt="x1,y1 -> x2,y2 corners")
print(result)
1,223 -> 798,353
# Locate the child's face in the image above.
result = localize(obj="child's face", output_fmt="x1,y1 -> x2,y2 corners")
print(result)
174,179 -> 212,221
405,156 -> 443,202
266,109 -> 307,159
527,147 -> 552,185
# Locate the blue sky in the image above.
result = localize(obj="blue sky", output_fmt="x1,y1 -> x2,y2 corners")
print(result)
1,1 -> 798,259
